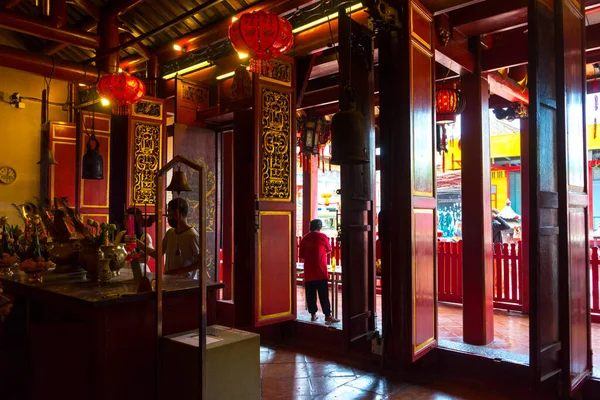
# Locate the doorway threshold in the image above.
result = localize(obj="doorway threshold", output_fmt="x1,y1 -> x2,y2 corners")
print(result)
439,339 -> 529,366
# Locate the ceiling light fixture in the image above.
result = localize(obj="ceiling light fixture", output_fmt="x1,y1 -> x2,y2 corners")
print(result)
292,3 -> 363,34
162,60 -> 213,80
216,71 -> 235,80
173,44 -> 188,52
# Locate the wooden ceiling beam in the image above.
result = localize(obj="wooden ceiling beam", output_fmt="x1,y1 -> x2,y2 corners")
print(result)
482,23 -> 600,72
419,0 -> 485,15
0,0 -> 22,9
70,0 -> 100,21
158,0 -> 320,62
297,53 -> 318,108
435,34 -> 474,74
449,0 -> 527,37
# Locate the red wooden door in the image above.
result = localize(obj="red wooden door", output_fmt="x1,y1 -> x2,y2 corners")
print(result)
126,96 -> 167,273
556,0 -> 592,393
528,0 -> 591,394
253,59 -> 297,326
231,61 -> 297,328
379,0 -> 438,364
48,121 -> 77,206
79,112 -> 111,225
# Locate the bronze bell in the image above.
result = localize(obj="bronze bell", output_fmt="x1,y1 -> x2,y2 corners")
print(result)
37,149 -> 58,165
166,167 -> 192,195
330,109 -> 369,165
82,135 -> 103,180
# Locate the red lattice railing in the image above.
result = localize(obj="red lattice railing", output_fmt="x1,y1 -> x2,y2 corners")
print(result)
294,236 -> 600,319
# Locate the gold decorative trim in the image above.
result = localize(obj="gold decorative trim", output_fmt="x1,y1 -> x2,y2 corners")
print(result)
132,122 -> 162,205
410,3 -> 432,51
411,43 -> 434,197
259,60 -> 292,87
80,131 -> 110,209
51,123 -> 76,141
82,114 -> 110,134
259,87 -> 292,201
132,99 -> 163,120
50,141 -> 75,204
81,213 -> 109,222
412,209 -> 436,354
258,211 -> 292,321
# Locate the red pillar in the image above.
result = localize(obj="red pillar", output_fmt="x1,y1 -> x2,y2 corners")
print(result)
97,14 -> 120,74
461,37 -> 494,345
302,155 -> 319,236
146,54 -> 159,97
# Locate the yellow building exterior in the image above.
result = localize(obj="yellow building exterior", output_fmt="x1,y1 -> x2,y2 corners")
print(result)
442,124 -> 600,210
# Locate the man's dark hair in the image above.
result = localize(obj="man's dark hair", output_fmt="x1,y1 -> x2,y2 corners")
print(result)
168,198 -> 189,217
309,219 -> 323,232
126,207 -> 142,216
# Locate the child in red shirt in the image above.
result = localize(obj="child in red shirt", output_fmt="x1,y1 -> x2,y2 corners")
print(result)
299,219 -> 339,323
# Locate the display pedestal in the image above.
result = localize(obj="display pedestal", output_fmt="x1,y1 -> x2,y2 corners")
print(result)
160,325 -> 260,400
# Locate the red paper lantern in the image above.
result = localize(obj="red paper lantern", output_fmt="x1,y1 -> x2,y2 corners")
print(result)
96,72 -> 146,115
228,11 -> 293,73
436,88 -> 465,124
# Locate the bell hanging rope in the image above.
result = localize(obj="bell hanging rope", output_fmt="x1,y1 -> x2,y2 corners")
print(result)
330,86 -> 369,165
82,134 -> 103,180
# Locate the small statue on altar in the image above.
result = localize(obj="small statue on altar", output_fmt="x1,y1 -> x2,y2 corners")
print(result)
0,283 -> 13,322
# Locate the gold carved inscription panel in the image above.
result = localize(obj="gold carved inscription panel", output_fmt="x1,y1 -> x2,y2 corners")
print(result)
133,122 -> 161,205
260,88 -> 291,201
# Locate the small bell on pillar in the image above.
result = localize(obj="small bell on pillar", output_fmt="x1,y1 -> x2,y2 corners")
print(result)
82,135 -> 103,180
37,149 -> 58,165
166,166 -> 192,195
330,86 -> 369,165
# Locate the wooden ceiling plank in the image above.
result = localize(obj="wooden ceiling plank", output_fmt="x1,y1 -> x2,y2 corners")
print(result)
174,0 -> 205,28
450,0 -> 527,37
419,0 -> 485,15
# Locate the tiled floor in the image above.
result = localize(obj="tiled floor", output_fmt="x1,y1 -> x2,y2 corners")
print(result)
260,344 -> 515,399
295,285 -> 600,376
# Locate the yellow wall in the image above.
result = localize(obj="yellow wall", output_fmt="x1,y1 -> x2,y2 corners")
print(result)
587,124 -> 600,151
444,133 -> 522,170
0,66 -> 69,224
491,170 -> 509,209
445,125 -> 600,170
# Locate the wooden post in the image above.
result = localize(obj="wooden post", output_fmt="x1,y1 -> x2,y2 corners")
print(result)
338,11 -> 376,349
379,0 -> 437,364
519,118 -> 530,314
461,37 -> 494,345
302,154 -> 319,236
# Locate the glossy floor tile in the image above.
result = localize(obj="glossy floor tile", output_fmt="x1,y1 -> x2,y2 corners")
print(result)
260,344 -> 514,400
295,285 -> 600,377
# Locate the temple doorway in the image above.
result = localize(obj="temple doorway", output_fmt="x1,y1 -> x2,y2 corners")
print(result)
435,113 -> 530,364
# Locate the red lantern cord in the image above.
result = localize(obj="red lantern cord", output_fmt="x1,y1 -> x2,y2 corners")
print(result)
96,72 -> 146,115
229,11 -> 293,74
